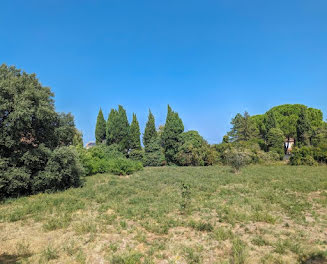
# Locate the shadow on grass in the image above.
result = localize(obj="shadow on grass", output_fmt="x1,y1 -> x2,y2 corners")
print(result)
0,253 -> 32,264
301,253 -> 327,264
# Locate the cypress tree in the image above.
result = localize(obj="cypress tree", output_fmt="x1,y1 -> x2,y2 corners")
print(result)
143,137 -> 165,166
143,110 -> 157,148
106,108 -> 118,145
106,105 -> 130,152
296,108 -> 311,146
130,113 -> 141,150
117,105 -> 130,152
95,108 -> 106,144
162,105 -> 184,164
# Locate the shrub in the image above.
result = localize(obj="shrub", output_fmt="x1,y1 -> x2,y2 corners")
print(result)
32,146 -> 84,193
175,131 -> 217,166
225,148 -> 251,173
290,147 -> 317,166
0,162 -> 30,199
77,144 -> 125,175
108,158 -> 143,175
77,145 -> 143,176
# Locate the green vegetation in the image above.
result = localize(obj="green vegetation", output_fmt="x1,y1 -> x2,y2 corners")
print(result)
0,64 -> 84,199
0,165 -> 326,263
95,108 -> 107,144
162,105 -> 184,164
106,105 -> 130,153
129,113 -> 142,151
77,144 -> 142,176
220,104 -> 327,169
143,110 -> 157,149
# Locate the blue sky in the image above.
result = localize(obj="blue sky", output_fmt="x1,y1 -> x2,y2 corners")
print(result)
1,0 -> 326,144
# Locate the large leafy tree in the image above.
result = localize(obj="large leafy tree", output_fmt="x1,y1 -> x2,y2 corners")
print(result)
162,105 -> 184,164
228,112 -> 258,142
143,110 -> 157,148
175,130 -> 213,166
263,104 -> 322,139
0,64 -> 83,198
95,108 -> 106,144
130,113 -> 141,150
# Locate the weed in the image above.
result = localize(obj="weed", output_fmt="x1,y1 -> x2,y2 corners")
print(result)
180,182 -> 191,214
41,245 -> 58,262
111,251 -> 143,264
183,247 -> 202,264
230,238 -> 247,264
188,220 -> 213,232
212,226 -> 234,241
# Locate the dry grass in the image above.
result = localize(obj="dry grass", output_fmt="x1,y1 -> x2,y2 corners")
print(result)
0,165 -> 326,263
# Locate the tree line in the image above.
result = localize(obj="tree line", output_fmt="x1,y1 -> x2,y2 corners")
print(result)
95,105 -> 216,166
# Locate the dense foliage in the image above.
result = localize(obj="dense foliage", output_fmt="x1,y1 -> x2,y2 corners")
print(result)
221,104 -> 327,167
175,131 -> 217,166
0,64 -> 84,198
143,110 -> 157,149
162,105 -> 184,164
143,137 -> 165,166
129,113 -> 141,150
106,106 -> 130,153
95,108 -> 106,144
77,144 -> 142,175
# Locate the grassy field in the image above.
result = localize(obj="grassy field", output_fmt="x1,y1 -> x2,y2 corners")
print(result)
0,165 -> 326,264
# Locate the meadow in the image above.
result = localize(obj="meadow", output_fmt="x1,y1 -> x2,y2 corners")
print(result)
0,165 -> 326,264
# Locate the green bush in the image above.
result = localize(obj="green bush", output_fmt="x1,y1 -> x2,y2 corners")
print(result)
0,147 -> 84,199
174,130 -> 219,166
108,158 -> 143,175
77,144 -> 125,175
32,146 -> 84,193
77,145 -> 143,176
0,162 -> 30,199
225,148 -> 251,173
290,147 -> 317,166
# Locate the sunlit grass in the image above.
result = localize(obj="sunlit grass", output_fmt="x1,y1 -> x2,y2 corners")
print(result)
0,165 -> 326,263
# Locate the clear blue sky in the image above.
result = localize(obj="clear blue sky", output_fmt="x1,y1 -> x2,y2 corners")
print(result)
1,0 -> 326,144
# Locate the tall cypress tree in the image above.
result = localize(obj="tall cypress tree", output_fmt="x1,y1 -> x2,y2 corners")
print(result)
130,113 -> 141,150
106,108 -> 118,145
162,105 -> 184,164
106,105 -> 130,152
95,108 -> 106,144
117,105 -> 130,152
296,108 -> 311,146
143,110 -> 157,148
